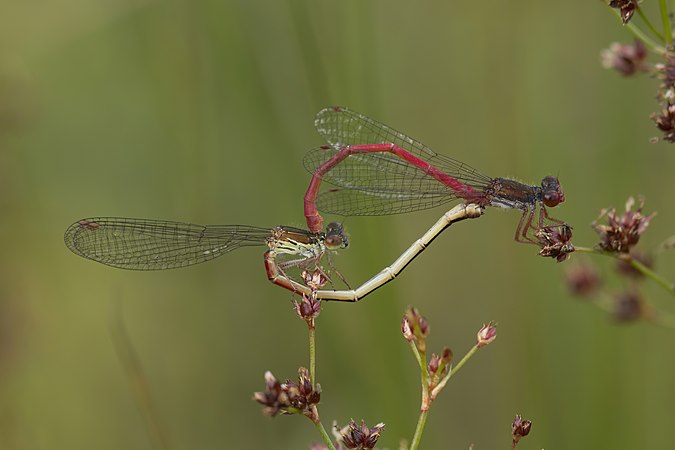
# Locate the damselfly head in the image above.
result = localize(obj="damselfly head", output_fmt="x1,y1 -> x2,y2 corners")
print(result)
541,176 -> 565,207
324,222 -> 348,250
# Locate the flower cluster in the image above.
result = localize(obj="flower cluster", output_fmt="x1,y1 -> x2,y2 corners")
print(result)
564,197 -> 672,326
401,307 -> 429,352
601,2 -> 675,142
338,420 -> 385,450
564,264 -> 602,297
402,307 -> 497,414
253,368 -> 321,422
294,269 -> 329,326
613,288 -> 645,322
295,293 -> 322,323
601,40 -> 648,76
592,197 -> 655,253
536,224 -> 575,262
608,0 -> 638,24
476,321 -> 498,348
511,415 -> 532,449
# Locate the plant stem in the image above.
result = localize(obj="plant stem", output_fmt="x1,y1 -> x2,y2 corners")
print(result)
409,409 -> 429,450
637,8 -> 665,41
630,257 -> 674,294
309,325 -> 317,388
611,9 -> 667,54
431,345 -> 480,399
408,340 -> 426,373
450,345 -> 479,375
314,420 -> 337,450
575,247 -> 675,296
659,0 -> 672,46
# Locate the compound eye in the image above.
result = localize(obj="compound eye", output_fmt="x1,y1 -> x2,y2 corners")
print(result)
324,234 -> 343,248
325,222 -> 348,249
543,192 -> 561,207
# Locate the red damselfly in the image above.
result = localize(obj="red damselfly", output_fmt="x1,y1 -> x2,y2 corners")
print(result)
304,107 -> 566,241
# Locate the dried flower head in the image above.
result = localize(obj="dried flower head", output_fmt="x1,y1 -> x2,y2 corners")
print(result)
511,415 -> 532,448
536,224 -> 575,262
427,353 -> 441,375
403,307 -> 430,351
608,0 -> 638,24
427,346 -> 452,378
339,420 -> 385,450
253,371 -> 287,417
593,197 -> 656,253
476,321 -> 497,348
655,52 -> 675,101
651,103 -> 675,142
401,316 -> 414,342
295,293 -> 322,323
302,268 -> 329,291
613,289 -> 644,322
286,367 -> 321,412
601,40 -> 648,76
565,264 -> 602,297
253,368 -> 321,421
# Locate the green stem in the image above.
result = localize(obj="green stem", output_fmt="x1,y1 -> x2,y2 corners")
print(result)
630,258 -> 674,294
611,9 -> 667,54
314,421 -> 337,450
309,325 -> 317,388
430,345 -> 480,400
659,0 -> 672,46
409,409 -> 429,450
408,340 -> 427,374
637,8 -> 665,41
450,345 -> 479,375
575,247 -> 675,296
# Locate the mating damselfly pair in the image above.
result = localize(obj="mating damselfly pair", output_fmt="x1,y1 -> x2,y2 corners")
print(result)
65,107 -> 572,301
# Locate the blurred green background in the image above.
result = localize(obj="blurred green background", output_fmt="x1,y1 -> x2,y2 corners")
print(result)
1,0 -> 674,449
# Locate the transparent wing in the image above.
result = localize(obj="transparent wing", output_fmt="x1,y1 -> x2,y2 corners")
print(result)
64,217 -> 272,270
315,188 -> 456,216
304,106 -> 493,216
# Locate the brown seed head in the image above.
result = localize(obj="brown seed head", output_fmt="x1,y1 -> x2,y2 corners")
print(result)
601,40 -> 648,76
253,368 -> 321,418
428,353 -> 441,375
285,367 -> 321,410
608,0 -> 638,24
656,52 -> 675,98
253,371 -> 287,417
302,269 -> 329,291
295,293 -> 322,322
593,197 -> 656,253
565,264 -> 602,297
403,307 -> 430,352
340,419 -> 385,450
511,414 -> 532,447
651,103 -> 675,142
428,346 -> 452,379
613,289 -> 644,322
536,224 -> 575,262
